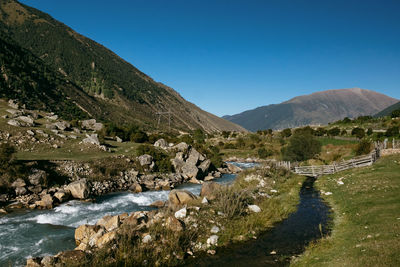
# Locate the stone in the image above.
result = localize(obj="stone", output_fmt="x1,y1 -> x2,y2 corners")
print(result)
154,138 -> 169,149
165,216 -> 184,232
81,119 -> 103,131
0,194 -> 8,202
54,121 -> 71,131
41,255 -> 56,266
174,142 -> 189,152
171,158 -> 185,173
226,163 -> 243,173
96,215 -> 120,232
207,235 -> 219,246
188,177 -> 202,184
181,163 -> 199,179
174,207 -> 187,219
200,182 -> 222,200
204,175 -> 214,181
26,257 -> 42,267
15,186 -> 27,196
56,250 -> 86,263
248,204 -> 261,213
168,189 -> 198,206
67,179 -> 89,199
16,115 -> 34,125
142,234 -> 152,243
11,178 -> 26,188
8,99 -> 19,109
35,194 -> 54,209
7,119 -> 21,127
130,183 -> 142,193
211,226 -> 220,234
198,159 -> 211,173
138,154 -> 153,166
150,200 -> 165,208
27,130 -> 35,136
123,211 -> 148,227
28,169 -> 47,186
186,148 -> 202,166
0,208 -> 7,214
82,134 -> 100,146
96,231 -> 117,248
75,224 -> 103,246
201,197 -> 209,204
28,186 -> 43,194
46,114 -> 58,121
116,136 -> 123,143
54,190 -> 70,202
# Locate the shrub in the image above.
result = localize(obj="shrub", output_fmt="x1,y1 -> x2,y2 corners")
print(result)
257,148 -> 273,159
327,127 -> 341,136
221,131 -> 230,138
136,145 -> 173,172
130,131 -> 149,143
224,143 -> 236,149
355,139 -> 372,155
294,126 -> 315,136
367,128 -> 373,136
281,128 -> 292,138
391,109 -> 400,118
315,127 -> 327,136
0,143 -> 15,170
385,126 -> 399,137
351,127 -> 365,139
282,133 -> 321,162
214,187 -> 252,219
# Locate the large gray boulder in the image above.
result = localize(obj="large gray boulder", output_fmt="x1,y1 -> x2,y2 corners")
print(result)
11,178 -> 26,188
168,189 -> 198,206
138,154 -> 153,166
81,119 -> 103,131
82,134 -> 100,146
186,148 -> 202,166
181,163 -> 199,180
154,139 -> 168,149
171,158 -> 185,173
198,159 -> 211,173
67,179 -> 89,199
16,116 -> 34,126
54,121 -> 71,131
28,169 -> 47,186
174,142 -> 189,152
7,119 -> 21,127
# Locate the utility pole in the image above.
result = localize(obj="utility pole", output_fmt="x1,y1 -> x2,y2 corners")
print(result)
156,109 -> 172,131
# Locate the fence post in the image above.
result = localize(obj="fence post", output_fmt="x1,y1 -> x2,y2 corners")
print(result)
312,165 -> 315,177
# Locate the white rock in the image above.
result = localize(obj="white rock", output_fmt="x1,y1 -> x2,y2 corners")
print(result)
210,226 -> 220,234
270,189 -> 278,193
324,192 -> 333,196
248,204 -> 261,213
175,207 -> 187,219
207,235 -> 219,246
142,234 -> 152,243
201,197 -> 209,204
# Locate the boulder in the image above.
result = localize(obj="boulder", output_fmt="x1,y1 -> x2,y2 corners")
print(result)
186,148 -> 202,166
16,115 -> 34,125
130,183 -> 142,193
96,215 -> 120,232
207,235 -> 219,246
67,179 -> 89,199
198,159 -> 212,173
41,255 -> 56,266
171,158 -> 185,173
116,136 -> 123,143
26,257 -> 42,267
75,224 -> 103,246
211,226 -> 220,234
12,178 -> 26,188
165,216 -> 184,232
154,138 -> 168,149
56,250 -> 86,264
123,211 -> 148,227
15,186 -> 27,196
81,119 -> 103,131
54,190 -> 70,202
96,231 -> 117,248
248,204 -> 261,213
138,154 -> 153,166
200,182 -> 222,200
8,99 -> 19,109
28,169 -> 47,186
54,121 -> 71,131
82,134 -> 100,146
168,189 -> 198,206
226,163 -> 243,173
150,200 -> 165,208
28,186 -> 42,194
181,163 -> 199,180
174,207 -> 187,219
7,119 -> 21,127
35,194 -> 54,209
174,142 -> 189,152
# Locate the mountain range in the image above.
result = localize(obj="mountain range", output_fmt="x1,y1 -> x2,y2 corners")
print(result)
223,88 -> 398,131
0,0 -> 245,132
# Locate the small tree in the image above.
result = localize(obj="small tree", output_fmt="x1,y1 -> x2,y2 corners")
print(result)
367,128 -> 373,136
282,133 -> 321,162
0,143 -> 15,171
391,109 -> 400,118
281,128 -> 292,138
355,139 -> 372,155
328,127 -> 341,136
257,148 -> 273,159
385,126 -> 399,137
351,127 -> 365,139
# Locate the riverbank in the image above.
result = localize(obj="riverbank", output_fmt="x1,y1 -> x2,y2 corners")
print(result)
292,154 -> 400,266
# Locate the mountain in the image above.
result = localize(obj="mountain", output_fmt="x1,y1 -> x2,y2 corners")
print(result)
374,101 -> 400,117
223,88 -> 398,131
0,0 -> 245,132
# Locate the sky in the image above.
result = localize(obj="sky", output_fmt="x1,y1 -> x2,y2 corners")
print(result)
20,0 -> 400,116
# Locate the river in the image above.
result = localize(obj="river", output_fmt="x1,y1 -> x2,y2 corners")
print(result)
0,162 -> 254,267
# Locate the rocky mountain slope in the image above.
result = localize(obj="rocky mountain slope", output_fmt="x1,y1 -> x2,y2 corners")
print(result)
223,88 -> 398,131
375,101 -> 400,117
0,0 -> 245,132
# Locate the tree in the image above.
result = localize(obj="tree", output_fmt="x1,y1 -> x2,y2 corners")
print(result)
281,128 -> 292,138
328,127 -> 341,136
282,133 -> 321,162
355,139 -> 372,156
391,109 -> 400,118
351,127 -> 365,139
385,126 -> 399,137
367,128 -> 373,136
315,127 -> 327,136
0,143 -> 15,171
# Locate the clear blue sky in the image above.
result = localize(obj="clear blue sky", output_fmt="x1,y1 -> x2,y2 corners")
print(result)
21,0 -> 400,116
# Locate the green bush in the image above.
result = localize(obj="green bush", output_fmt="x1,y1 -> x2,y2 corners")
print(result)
328,127 -> 341,136
281,128 -> 292,138
257,148 -> 273,159
130,131 -> 149,143
315,127 -> 327,136
367,128 -> 373,136
391,109 -> 400,118
136,145 -> 173,173
355,139 -> 372,156
385,126 -> 399,137
351,127 -> 365,139
282,133 -> 322,162
0,143 -> 15,170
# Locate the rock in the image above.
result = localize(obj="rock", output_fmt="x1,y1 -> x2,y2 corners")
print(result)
198,159 -> 212,173
15,186 -> 27,196
11,178 -> 26,188
211,226 -> 220,234
226,163 -> 243,173
138,154 -> 153,166
96,215 -> 120,232
56,250 -> 86,263
16,115 -> 34,125
130,183 -> 142,193
200,182 -> 222,200
181,163 -> 199,180
168,189 -> 198,206
28,185 -> 42,194
96,231 -> 117,248
67,179 -> 89,199
27,130 -> 35,136
142,234 -> 152,243
204,175 -> 214,181
154,138 -> 169,149
0,194 -> 8,202
8,99 -> 19,109
54,121 -> 71,131
35,194 -> 54,209
186,148 -> 202,166
28,169 -> 47,186
171,158 -> 185,173
26,257 -> 42,267
0,208 -> 7,214
82,134 -> 100,146
248,204 -> 261,213
188,177 -> 202,184
150,200 -> 165,208
46,114 -> 58,121
41,255 -> 56,266
123,211 -> 148,227
75,224 -> 103,246
54,190 -> 70,202
7,201 -> 24,209
175,207 -> 187,219
207,235 -> 219,246
165,216 -> 184,232
7,119 -> 21,128
201,197 -> 209,204
116,136 -> 123,143
174,142 -> 189,152
81,119 -> 103,131
6,108 -> 22,116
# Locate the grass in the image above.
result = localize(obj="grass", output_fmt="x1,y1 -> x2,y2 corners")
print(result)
318,137 -> 359,146
292,154 -> 400,267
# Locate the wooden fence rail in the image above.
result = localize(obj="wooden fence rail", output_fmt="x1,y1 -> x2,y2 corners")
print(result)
293,149 -> 380,177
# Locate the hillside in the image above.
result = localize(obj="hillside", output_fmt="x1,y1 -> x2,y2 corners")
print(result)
0,0 -> 245,132
374,101 -> 400,117
223,88 -> 398,131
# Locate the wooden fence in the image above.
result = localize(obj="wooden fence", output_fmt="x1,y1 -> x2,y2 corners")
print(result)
293,149 -> 380,177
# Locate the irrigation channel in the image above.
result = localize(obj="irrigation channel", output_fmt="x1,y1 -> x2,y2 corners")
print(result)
0,163 -> 253,266
186,176 -> 331,266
